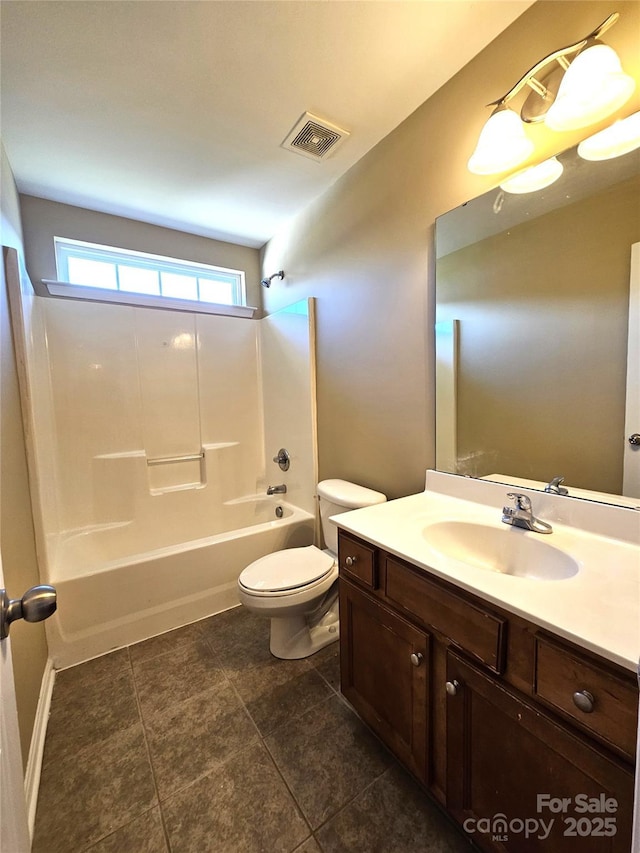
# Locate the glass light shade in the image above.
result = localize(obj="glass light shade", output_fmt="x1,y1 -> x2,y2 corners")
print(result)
577,110 -> 640,160
545,44 -> 636,132
499,157 -> 564,194
467,107 -> 534,175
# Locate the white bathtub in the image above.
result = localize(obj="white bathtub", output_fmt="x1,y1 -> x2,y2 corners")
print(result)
46,498 -> 315,668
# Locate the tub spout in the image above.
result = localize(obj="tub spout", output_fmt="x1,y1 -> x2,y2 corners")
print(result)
267,484 -> 287,495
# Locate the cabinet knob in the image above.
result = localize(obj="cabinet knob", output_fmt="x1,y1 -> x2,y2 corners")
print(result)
572,690 -> 595,713
345,556 -> 357,568
410,652 -> 423,667
445,680 -> 461,696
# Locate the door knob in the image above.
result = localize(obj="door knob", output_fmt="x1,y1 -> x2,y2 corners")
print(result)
628,433 -> 640,446
0,585 -> 57,640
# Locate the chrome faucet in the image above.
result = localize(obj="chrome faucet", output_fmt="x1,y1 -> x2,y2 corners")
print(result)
267,484 -> 287,495
544,476 -> 569,496
502,492 -> 552,534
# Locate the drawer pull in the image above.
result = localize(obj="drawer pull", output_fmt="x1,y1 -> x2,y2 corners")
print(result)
345,556 -> 357,568
572,690 -> 595,713
410,652 -> 423,667
446,680 -> 461,696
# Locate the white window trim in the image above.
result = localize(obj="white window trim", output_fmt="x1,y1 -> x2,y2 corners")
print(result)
45,237 -> 256,318
36,280 -> 256,318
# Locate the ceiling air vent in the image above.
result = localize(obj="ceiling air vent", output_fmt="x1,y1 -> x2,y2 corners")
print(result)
282,112 -> 350,161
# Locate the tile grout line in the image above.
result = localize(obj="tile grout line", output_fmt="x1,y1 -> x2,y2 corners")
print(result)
125,644 -> 174,853
81,806 -> 161,853
154,739 -> 261,806
222,664 -> 323,842
128,617 -> 215,668
262,704 -> 393,844
67,646 -> 166,853
261,734 -> 316,847
34,655 -> 154,852
222,655 -> 334,848
313,661 -> 340,696
127,647 -> 253,810
130,615 -> 267,807
40,649 -> 134,773
224,671 -> 266,740
310,761 -> 397,840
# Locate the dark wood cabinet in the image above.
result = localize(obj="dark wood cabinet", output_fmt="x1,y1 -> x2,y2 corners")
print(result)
532,635 -> 638,761
446,651 -> 634,852
339,577 -> 429,783
337,529 -> 637,853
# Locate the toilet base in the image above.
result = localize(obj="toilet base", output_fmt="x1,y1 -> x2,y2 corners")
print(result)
269,596 -> 339,660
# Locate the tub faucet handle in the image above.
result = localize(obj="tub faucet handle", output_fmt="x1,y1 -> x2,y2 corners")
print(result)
272,448 -> 290,471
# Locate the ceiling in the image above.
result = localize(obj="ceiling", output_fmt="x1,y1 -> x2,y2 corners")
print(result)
0,1 -> 532,249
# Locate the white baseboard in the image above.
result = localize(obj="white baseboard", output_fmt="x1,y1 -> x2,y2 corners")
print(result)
24,658 -> 55,841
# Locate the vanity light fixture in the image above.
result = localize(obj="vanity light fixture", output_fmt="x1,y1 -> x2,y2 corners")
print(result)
467,105 -> 534,175
545,42 -> 635,132
467,12 -> 635,175
499,156 -> 564,194
577,109 -> 640,160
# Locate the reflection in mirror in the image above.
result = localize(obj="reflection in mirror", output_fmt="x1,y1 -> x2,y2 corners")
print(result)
435,143 -> 640,507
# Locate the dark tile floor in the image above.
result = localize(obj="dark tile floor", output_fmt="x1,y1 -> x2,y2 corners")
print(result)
33,606 -> 473,853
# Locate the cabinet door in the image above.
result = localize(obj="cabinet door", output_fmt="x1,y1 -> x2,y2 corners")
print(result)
446,651 -> 634,853
339,577 -> 429,782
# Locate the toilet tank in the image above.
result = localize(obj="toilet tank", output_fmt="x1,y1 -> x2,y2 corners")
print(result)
317,479 -> 387,555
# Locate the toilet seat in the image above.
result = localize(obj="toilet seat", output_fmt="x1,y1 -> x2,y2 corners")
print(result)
238,545 -> 335,594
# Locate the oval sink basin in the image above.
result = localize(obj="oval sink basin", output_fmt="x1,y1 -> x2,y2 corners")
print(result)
423,521 -> 579,581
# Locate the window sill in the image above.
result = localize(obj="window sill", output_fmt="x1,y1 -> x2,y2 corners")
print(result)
37,280 -> 257,319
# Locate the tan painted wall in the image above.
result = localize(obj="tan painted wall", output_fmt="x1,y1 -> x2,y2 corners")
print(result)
19,195 -> 263,313
0,142 -> 49,772
262,0 -> 640,500
438,175 -> 640,493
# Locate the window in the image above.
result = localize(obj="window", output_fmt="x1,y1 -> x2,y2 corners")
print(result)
53,237 -> 247,310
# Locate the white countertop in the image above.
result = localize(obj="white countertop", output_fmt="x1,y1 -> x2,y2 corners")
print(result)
333,484 -> 640,672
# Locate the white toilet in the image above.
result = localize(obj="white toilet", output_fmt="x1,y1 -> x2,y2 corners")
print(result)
237,479 -> 387,659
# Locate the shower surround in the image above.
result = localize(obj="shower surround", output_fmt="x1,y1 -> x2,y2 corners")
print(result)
7,249 -> 317,666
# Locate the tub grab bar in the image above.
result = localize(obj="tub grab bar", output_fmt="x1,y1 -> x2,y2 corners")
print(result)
147,452 -> 204,466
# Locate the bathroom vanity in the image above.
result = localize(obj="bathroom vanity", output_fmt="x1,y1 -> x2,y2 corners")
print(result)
334,474 -> 639,852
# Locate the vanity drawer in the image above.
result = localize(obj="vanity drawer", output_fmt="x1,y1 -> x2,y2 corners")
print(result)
383,555 -> 507,674
338,532 -> 378,590
533,637 -> 638,760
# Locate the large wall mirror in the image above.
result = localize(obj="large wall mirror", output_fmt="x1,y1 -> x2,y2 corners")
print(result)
435,143 -> 640,507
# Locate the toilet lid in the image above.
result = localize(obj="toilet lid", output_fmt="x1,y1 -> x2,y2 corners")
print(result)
239,545 -> 335,593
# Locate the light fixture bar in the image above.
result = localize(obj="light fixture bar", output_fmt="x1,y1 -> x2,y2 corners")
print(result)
525,76 -> 549,99
487,13 -> 619,108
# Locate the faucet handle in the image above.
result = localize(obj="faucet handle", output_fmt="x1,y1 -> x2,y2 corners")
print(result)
545,476 -> 569,495
272,448 -> 290,471
506,492 -> 531,511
